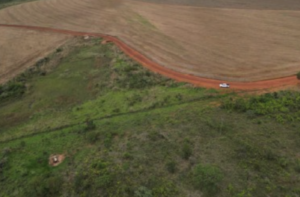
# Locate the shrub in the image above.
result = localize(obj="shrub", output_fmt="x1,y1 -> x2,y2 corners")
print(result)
295,159 -> 300,173
19,141 -> 26,148
134,186 -> 153,197
127,93 -> 142,106
74,173 -> 91,193
175,93 -> 183,101
56,48 -> 63,53
112,57 -> 172,89
0,81 -> 26,101
96,174 -> 114,188
148,131 -> 165,141
221,91 -> 300,123
0,157 -> 8,173
26,174 -> 63,197
2,147 -> 11,156
181,142 -> 192,160
35,57 -> 50,67
86,131 -> 99,144
151,180 -> 178,197
297,71 -> 300,80
104,133 -> 113,148
84,119 -> 96,131
166,161 -> 177,173
74,161 -> 117,195
123,152 -> 133,160
192,164 -> 223,195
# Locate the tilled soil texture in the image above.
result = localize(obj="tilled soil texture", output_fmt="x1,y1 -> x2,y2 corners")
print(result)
0,0 -> 300,82
133,0 -> 300,10
0,27 -> 71,84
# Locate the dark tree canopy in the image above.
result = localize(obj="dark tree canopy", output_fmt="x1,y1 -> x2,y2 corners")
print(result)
297,72 -> 300,80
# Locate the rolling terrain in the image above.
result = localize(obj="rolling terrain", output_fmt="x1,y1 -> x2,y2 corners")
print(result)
0,38 -> 300,197
0,1 -> 300,196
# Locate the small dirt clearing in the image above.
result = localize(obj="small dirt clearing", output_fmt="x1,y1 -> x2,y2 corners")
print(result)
49,154 -> 65,167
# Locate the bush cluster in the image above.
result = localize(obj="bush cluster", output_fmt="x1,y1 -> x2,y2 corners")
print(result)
221,91 -> 300,123
181,139 -> 193,160
112,58 -> 172,89
0,81 -> 26,101
192,164 -> 223,195
24,174 -> 63,197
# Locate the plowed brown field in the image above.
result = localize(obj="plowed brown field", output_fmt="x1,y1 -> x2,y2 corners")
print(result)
0,0 -> 299,87
0,27 -> 71,84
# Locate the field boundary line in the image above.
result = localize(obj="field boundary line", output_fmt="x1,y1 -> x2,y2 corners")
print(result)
0,93 -> 223,144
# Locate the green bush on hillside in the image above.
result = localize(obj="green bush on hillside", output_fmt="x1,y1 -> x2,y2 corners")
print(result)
25,174 -> 63,197
297,71 -> 300,80
112,57 -> 172,89
166,160 -> 177,173
0,81 -> 26,101
192,164 -> 223,195
221,91 -> 300,123
134,186 -> 153,197
181,139 -> 193,160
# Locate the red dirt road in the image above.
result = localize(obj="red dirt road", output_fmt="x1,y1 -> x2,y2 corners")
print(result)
0,24 -> 298,91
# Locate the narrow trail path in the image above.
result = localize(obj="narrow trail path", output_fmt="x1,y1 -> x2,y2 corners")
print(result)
0,24 -> 298,90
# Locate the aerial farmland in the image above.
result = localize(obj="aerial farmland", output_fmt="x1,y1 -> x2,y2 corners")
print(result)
0,0 -> 300,196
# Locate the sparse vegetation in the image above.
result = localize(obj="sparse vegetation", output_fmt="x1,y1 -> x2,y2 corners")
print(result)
221,91 -> 300,123
191,164 -> 223,195
166,160 -> 177,173
0,80 -> 26,101
181,139 -> 193,160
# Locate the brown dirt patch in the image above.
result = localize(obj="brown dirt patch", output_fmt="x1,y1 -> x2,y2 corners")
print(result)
49,154 -> 65,167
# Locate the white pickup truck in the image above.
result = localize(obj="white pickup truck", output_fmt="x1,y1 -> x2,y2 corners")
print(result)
219,83 -> 230,88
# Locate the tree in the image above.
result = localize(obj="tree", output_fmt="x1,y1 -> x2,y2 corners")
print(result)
297,72 -> 300,80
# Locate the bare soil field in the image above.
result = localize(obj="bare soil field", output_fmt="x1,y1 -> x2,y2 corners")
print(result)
134,0 -> 300,10
0,27 -> 71,84
0,0 -> 299,82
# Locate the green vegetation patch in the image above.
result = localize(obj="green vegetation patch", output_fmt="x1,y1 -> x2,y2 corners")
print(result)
191,164 -> 224,195
221,91 -> 300,123
0,81 -> 26,102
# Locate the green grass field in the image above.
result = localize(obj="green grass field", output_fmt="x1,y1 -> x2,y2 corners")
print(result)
1,37 -> 300,197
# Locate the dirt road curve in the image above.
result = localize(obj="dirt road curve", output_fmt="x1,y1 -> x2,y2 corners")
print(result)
0,24 -> 297,91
